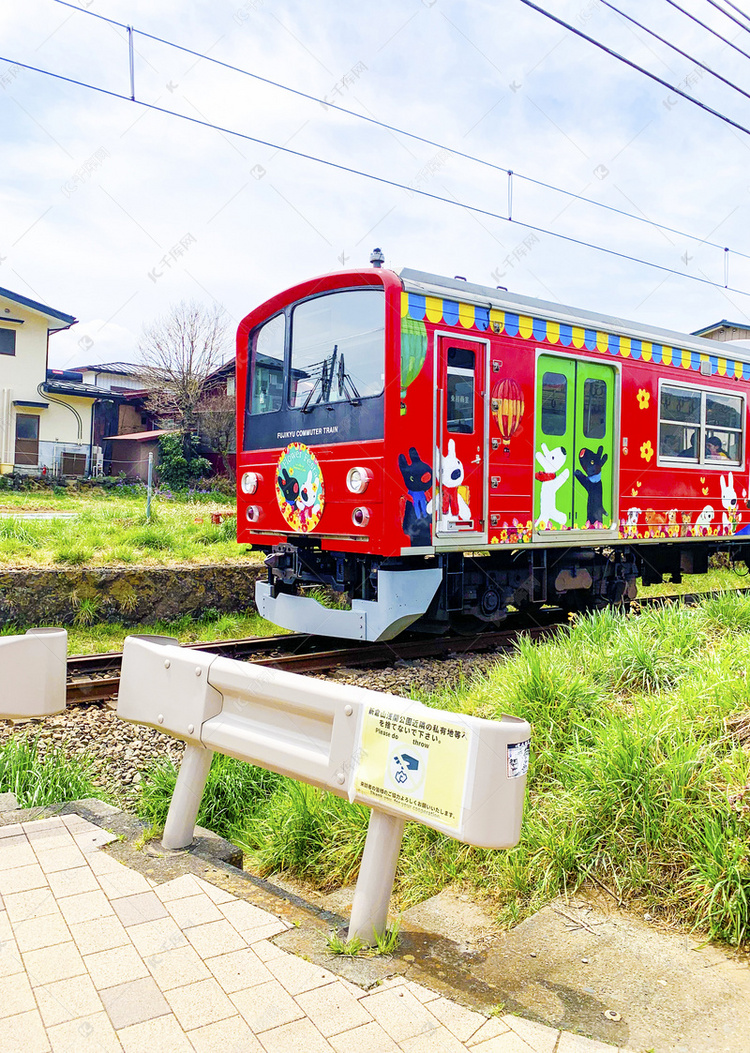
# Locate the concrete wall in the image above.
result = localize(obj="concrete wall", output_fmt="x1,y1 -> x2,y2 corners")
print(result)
0,564 -> 265,627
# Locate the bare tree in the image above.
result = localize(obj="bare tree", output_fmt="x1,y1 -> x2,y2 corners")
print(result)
198,389 -> 236,480
138,300 -> 231,459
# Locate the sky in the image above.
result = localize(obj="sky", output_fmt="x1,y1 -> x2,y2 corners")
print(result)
3,0 -> 750,369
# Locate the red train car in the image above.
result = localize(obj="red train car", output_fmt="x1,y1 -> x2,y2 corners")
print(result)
236,259 -> 750,640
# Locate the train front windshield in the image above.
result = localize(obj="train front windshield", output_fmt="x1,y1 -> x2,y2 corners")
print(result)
244,287 -> 385,449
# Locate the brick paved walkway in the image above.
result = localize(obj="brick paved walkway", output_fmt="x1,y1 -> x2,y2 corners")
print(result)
0,814 -> 625,1052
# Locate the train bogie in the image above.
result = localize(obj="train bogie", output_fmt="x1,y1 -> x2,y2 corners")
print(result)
237,261 -> 750,640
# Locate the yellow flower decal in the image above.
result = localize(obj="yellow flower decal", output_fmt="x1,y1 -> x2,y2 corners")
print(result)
640,440 -> 654,462
637,389 -> 650,409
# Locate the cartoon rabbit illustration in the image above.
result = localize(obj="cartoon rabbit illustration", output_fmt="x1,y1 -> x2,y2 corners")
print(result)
720,473 -> 739,530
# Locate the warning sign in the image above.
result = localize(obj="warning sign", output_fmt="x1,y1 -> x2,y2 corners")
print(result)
353,705 -> 472,832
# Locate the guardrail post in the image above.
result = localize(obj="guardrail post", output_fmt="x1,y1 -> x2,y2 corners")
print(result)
162,744 -> 214,850
348,809 -> 406,945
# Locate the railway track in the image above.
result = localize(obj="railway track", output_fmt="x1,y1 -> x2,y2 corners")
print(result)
65,585 -> 750,704
65,615 -> 565,704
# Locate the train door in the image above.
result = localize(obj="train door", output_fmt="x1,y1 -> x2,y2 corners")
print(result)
435,335 -> 487,538
534,355 -> 616,531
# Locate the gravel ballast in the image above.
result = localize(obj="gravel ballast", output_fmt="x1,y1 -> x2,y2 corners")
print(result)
0,652 -> 506,805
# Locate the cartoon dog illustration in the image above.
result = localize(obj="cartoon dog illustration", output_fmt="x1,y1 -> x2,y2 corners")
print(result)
624,507 -> 641,537
440,439 -> 468,519
720,473 -> 740,530
575,446 -> 608,525
277,468 -> 300,506
695,505 -> 715,534
398,447 -> 432,519
296,470 -> 320,528
535,444 -> 569,526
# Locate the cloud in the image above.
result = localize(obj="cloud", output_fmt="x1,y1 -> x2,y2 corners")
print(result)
2,0 -> 750,359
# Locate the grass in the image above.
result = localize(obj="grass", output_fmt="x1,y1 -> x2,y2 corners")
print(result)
138,753 -> 282,841
0,609 -> 286,654
154,591 -> 750,950
0,486 -> 259,568
0,736 -> 101,808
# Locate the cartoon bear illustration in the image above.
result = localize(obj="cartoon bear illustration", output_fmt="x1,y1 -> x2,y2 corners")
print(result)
575,446 -> 608,525
277,468 -> 300,506
398,447 -> 432,519
535,443 -> 569,526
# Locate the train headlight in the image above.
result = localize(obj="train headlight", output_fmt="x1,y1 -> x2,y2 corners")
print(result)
352,506 -> 371,528
346,466 -> 372,494
245,505 -> 262,523
241,472 -> 262,495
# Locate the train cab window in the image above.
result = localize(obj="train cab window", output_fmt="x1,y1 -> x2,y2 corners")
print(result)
249,313 -> 285,414
582,378 -> 606,439
289,288 -> 385,409
658,382 -> 743,465
446,346 -> 475,433
541,372 -> 567,436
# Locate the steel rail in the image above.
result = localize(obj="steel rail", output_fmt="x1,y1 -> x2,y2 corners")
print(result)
64,585 -> 750,704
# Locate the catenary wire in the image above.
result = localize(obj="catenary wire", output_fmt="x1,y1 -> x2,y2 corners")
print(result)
701,0 -> 750,34
720,0 -> 750,27
3,50 -> 750,300
600,0 -> 750,105
519,0 -> 750,99
43,0 -> 750,265
661,0 -> 750,62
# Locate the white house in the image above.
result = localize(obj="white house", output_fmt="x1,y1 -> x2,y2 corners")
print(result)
0,286 -> 101,476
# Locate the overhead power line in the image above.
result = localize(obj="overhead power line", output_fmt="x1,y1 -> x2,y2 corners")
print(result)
600,0 -> 750,105
701,0 -> 750,35
43,0 -> 750,266
517,0 -> 750,125
661,0 -> 750,62
2,50 -> 750,301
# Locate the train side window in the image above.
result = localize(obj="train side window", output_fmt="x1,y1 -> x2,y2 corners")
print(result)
541,372 -> 567,436
582,378 -> 606,439
447,346 -> 475,433
658,382 -> 744,465
249,313 -> 285,414
706,392 -> 743,462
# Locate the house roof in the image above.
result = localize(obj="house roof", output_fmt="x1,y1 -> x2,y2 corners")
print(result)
691,320 -> 750,337
74,362 -> 144,376
42,380 -> 101,401
0,286 -> 77,332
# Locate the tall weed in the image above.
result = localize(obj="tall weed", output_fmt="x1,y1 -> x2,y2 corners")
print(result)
138,753 -> 280,840
0,736 -> 99,807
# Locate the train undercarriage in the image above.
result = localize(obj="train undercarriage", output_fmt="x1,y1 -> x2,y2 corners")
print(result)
255,539 -> 743,641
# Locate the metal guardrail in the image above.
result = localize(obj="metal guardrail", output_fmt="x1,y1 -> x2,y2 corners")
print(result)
117,635 -> 531,943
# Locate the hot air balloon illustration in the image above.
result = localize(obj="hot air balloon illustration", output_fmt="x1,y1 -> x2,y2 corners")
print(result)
493,377 -> 525,454
400,317 -> 428,397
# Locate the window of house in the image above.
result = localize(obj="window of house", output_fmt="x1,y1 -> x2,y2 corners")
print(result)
658,382 -> 744,465
0,329 -> 16,356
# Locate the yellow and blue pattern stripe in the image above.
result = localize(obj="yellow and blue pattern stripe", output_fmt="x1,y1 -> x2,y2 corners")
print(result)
400,291 -> 750,380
